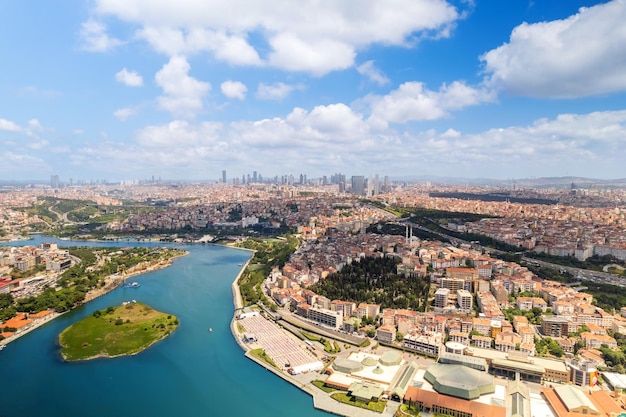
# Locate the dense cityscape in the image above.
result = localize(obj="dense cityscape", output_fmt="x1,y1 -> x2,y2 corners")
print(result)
3,0 -> 626,415
2,174 -> 626,416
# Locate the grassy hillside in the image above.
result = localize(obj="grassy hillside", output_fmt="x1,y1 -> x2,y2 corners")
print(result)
59,302 -> 178,361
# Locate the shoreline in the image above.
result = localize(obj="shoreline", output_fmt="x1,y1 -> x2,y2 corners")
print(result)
228,263 -> 391,417
0,250 -> 188,348
58,304 -> 179,362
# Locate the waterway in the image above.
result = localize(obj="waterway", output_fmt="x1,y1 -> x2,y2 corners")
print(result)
0,236 -> 332,417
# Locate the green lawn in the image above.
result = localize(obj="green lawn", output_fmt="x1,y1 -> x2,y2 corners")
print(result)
59,302 -> 178,361
250,348 -> 278,368
312,380 -> 335,393
331,392 -> 387,413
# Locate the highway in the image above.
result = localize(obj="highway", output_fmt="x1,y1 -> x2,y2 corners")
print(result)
521,257 -> 626,288
402,219 -> 626,289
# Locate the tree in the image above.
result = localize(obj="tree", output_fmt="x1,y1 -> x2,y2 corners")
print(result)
0,293 -> 13,309
396,332 -> 404,342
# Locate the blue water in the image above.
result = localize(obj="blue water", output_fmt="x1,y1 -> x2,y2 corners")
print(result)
0,236 -> 331,417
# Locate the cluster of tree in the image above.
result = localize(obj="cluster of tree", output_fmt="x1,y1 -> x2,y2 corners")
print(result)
493,252 -> 523,263
14,287 -> 86,313
599,344 -> 626,373
535,337 -> 564,357
406,207 -> 497,223
581,280 -> 626,312
525,264 -> 574,283
237,236 -> 299,306
0,246 -> 184,322
428,192 -> 557,205
503,305 -> 547,325
0,294 -> 15,321
309,256 -> 430,311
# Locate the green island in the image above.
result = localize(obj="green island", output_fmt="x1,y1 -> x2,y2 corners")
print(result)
58,302 -> 178,361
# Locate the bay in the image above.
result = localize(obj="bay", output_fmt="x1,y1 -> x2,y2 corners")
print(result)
0,236 -> 331,417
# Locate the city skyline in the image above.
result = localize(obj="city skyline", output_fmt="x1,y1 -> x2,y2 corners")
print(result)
1,0 -> 626,181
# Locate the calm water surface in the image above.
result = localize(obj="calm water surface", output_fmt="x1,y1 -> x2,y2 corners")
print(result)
0,236 -> 331,417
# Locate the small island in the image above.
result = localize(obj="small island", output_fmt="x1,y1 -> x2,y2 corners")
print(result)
58,302 -> 178,361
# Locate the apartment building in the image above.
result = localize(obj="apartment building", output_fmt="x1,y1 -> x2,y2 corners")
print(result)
308,306 -> 343,329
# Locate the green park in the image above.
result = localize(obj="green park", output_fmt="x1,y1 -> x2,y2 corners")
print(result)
58,302 -> 178,361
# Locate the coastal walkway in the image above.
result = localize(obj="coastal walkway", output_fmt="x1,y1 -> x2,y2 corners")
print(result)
244,348 -> 399,417
229,259 -> 399,417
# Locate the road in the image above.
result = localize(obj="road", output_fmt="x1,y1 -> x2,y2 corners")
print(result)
522,257 -> 626,288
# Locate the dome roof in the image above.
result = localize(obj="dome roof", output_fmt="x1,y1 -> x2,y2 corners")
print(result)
361,356 -> 378,367
373,366 -> 384,375
333,358 -> 363,374
424,363 -> 495,400
380,350 -> 402,366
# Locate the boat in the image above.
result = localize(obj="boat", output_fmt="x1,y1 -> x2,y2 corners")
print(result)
0,345 -> 5,351
125,282 -> 140,288
209,328 -> 213,332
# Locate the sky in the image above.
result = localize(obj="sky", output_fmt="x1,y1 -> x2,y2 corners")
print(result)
1,0 -> 626,182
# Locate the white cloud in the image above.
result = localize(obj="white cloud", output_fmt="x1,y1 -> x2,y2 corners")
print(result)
154,56 -> 211,118
256,82 -> 301,100
79,19 -> 124,52
73,129 -> 85,135
267,34 -> 355,76
366,81 -> 493,125
481,0 -> 626,98
135,120 -> 222,147
115,68 -> 144,87
356,61 -> 390,85
211,33 -> 263,66
114,107 -> 136,121
68,108 -> 626,179
0,118 -> 46,138
137,27 -> 262,65
221,81 -> 247,100
93,0 -> 462,75
0,118 -> 21,132
0,152 -> 51,177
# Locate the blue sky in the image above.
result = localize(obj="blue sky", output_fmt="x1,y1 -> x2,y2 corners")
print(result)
1,0 -> 625,182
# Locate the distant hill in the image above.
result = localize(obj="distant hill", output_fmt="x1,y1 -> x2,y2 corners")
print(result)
392,175 -> 626,189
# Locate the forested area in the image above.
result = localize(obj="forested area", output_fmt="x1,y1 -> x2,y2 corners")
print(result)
236,236 -> 299,306
0,247 -> 184,324
309,256 -> 430,311
582,280 -> 626,312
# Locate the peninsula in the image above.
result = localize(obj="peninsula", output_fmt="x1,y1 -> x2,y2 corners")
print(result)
58,302 -> 178,361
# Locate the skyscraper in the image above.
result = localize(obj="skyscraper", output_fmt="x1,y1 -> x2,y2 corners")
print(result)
222,170 -> 226,183
50,175 -> 60,189
351,175 -> 365,196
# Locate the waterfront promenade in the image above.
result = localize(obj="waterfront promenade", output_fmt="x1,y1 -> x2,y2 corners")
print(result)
230,267 -> 399,417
